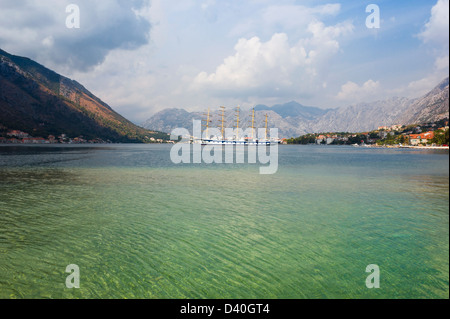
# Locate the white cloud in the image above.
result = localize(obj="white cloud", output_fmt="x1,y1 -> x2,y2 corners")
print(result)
201,0 -> 216,11
391,71 -> 447,99
0,0 -> 151,71
336,80 -> 381,102
42,36 -> 54,48
261,4 -> 341,30
406,75 -> 443,94
230,3 -> 342,39
192,20 -> 353,99
396,0 -> 450,98
2,1 -> 444,122
418,0 -> 449,49
417,0 -> 449,74
435,55 -> 449,70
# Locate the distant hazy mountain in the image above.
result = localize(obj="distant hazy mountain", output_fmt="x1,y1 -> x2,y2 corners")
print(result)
143,78 -> 449,138
143,106 -> 309,138
255,101 -> 330,120
396,77 -> 449,125
0,48 -> 163,142
310,97 -> 414,133
143,108 -> 201,135
142,107 -> 301,137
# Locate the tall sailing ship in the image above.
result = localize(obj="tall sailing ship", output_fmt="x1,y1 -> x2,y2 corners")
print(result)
196,106 -> 277,145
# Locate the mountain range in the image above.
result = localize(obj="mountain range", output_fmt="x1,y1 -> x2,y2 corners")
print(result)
143,77 -> 449,138
1,48 -> 447,141
0,48 -> 165,143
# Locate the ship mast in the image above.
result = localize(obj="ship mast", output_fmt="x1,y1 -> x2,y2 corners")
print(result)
264,113 -> 268,141
235,106 -> 240,140
202,108 -> 211,138
219,106 -> 226,140
250,108 -> 255,140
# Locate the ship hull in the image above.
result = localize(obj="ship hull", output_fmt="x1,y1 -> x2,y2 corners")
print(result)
200,139 -> 275,145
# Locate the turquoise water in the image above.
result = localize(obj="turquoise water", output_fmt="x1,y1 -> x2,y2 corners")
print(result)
0,144 -> 448,299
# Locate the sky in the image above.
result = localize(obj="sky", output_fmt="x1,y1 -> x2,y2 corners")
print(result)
0,0 -> 448,123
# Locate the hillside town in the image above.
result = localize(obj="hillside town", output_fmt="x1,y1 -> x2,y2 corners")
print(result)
0,129 -> 109,144
0,127 -> 170,144
286,119 -> 450,148
2,120 -> 449,147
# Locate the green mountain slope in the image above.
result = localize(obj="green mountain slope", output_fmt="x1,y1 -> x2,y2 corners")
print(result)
0,48 -> 166,142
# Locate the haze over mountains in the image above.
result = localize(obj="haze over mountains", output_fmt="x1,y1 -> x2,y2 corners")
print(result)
143,78 -> 449,138
0,49 -> 165,143
1,48 -> 448,141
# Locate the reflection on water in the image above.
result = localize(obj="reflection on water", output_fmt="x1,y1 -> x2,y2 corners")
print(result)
0,144 -> 448,298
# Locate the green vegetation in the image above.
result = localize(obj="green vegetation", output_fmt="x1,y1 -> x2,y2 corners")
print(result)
1,49 -> 169,143
431,129 -> 449,145
0,48 -> 61,94
287,134 -> 316,144
376,131 -> 408,146
286,118 -> 449,146
287,132 -> 371,145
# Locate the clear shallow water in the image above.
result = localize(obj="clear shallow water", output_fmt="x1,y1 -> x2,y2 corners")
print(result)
0,144 -> 448,299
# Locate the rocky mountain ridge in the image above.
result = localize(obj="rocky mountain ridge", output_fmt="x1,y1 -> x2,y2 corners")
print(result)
143,78 -> 449,138
0,48 -> 164,142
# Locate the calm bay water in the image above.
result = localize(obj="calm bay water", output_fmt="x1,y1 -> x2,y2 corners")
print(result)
0,144 -> 448,299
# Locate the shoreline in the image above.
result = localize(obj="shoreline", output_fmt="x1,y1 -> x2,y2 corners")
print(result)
398,145 -> 449,150
356,145 -> 449,150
